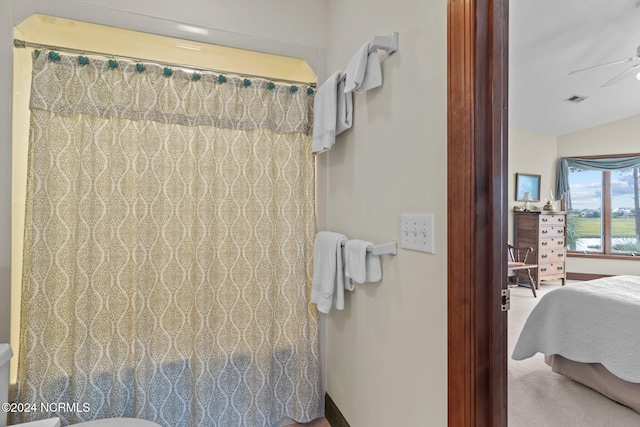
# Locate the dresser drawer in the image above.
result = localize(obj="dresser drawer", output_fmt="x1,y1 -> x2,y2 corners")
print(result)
538,262 -> 564,278
539,226 -> 565,237
539,215 -> 566,226
539,248 -> 565,262
539,237 -> 565,249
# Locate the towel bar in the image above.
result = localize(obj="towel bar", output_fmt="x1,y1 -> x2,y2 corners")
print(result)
337,32 -> 399,84
340,240 -> 397,256
371,32 -> 399,55
367,241 -> 397,256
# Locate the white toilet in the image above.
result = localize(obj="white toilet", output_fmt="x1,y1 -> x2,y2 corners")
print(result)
0,344 -> 161,427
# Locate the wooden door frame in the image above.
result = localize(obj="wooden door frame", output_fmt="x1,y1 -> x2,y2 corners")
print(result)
448,0 -> 509,426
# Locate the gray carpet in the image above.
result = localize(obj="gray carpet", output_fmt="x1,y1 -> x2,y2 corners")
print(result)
508,280 -> 640,426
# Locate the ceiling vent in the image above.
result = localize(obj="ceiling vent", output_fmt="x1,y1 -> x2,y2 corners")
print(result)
564,94 -> 588,104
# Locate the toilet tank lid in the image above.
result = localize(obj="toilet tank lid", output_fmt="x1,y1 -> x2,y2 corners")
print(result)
0,344 -> 13,367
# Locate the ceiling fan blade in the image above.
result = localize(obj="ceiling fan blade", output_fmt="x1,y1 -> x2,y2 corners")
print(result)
568,56 -> 639,75
601,62 -> 640,87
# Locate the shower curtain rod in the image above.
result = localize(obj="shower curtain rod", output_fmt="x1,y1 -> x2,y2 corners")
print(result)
13,39 -> 317,88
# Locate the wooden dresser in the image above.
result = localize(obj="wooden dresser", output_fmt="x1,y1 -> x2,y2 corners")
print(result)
513,211 -> 567,286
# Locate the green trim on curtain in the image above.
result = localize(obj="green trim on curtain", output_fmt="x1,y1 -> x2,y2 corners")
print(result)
555,156 -> 640,200
29,50 -> 315,135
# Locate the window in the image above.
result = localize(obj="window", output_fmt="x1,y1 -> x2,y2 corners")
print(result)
565,165 -> 640,256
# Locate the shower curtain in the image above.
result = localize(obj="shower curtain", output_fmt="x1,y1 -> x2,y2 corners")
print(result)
14,51 -> 321,427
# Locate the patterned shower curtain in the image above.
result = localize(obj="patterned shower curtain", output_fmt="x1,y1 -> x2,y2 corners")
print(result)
14,51 -> 321,427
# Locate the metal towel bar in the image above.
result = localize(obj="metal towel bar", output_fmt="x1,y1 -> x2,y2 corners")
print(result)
337,32 -> 399,84
340,240 -> 397,256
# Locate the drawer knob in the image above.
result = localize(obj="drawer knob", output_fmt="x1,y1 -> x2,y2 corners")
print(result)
542,218 -> 548,222
541,254 -> 548,258
541,267 -> 547,272
542,230 -> 548,234
542,242 -> 548,246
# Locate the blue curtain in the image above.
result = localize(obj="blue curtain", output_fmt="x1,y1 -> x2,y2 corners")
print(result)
555,156 -> 640,200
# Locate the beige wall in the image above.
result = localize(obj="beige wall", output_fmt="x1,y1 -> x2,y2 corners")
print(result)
507,129 -> 558,242
557,114 -> 640,276
0,1 -> 13,346
322,1 -> 447,426
557,114 -> 640,157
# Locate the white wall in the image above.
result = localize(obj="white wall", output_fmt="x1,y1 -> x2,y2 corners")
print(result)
322,1 -> 447,426
557,114 -> 640,276
508,129 -> 558,242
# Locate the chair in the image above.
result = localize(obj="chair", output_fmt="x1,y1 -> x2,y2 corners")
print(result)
508,243 -> 538,297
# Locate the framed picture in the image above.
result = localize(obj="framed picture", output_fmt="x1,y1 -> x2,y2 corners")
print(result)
515,173 -> 541,201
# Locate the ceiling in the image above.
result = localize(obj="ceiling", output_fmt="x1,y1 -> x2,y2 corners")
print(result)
14,14 -> 316,85
509,0 -> 640,136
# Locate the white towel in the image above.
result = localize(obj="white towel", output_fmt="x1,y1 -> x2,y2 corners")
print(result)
312,71 -> 341,154
344,42 -> 382,94
311,231 -> 347,313
344,240 -> 369,286
365,251 -> 382,283
344,240 -> 382,287
336,77 -> 353,135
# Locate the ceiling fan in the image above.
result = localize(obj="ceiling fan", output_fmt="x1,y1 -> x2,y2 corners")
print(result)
568,45 -> 640,87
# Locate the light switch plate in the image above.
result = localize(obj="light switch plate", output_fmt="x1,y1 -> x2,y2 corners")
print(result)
401,213 -> 435,253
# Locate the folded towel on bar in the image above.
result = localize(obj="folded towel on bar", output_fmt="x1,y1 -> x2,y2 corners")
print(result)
344,42 -> 382,94
336,76 -> 353,135
344,239 -> 369,289
311,231 -> 348,313
312,71 -> 342,154
344,239 -> 382,286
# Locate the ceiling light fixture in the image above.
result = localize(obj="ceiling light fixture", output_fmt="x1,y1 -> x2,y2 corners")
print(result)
176,24 -> 209,36
176,44 -> 201,51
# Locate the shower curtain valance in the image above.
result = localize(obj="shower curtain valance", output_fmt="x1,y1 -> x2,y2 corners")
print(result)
555,155 -> 640,200
30,50 -> 315,135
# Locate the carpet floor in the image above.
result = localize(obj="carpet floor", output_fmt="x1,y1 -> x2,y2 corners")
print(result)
508,280 -> 640,426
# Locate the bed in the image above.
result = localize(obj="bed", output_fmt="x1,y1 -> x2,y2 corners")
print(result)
512,275 -> 640,412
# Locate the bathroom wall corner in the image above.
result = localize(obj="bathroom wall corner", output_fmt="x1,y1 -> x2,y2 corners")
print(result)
0,0 -> 14,345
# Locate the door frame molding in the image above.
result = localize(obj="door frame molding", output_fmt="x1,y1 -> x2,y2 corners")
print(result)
448,0 -> 509,425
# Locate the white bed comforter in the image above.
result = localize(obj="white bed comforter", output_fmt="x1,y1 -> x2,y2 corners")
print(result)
512,275 -> 640,383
